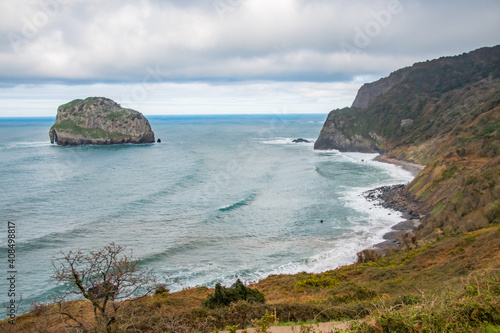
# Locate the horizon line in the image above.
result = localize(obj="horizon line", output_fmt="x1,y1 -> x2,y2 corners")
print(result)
0,113 -> 330,119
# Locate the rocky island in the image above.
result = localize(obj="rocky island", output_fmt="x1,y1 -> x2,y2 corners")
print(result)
49,97 -> 155,146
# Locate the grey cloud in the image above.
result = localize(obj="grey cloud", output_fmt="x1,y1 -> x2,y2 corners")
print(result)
0,0 -> 499,85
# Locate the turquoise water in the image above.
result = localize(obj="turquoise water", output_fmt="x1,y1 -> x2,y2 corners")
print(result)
0,114 -> 413,316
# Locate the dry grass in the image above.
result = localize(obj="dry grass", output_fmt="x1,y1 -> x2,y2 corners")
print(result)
3,224 -> 499,332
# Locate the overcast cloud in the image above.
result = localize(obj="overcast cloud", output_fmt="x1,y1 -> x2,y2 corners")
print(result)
1,0 -> 499,116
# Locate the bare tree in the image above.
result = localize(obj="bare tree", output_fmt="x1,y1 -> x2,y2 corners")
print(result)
52,243 -> 157,332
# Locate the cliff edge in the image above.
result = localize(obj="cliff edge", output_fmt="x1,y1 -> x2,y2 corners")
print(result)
315,45 -> 500,155
49,97 -> 155,146
351,69 -> 407,109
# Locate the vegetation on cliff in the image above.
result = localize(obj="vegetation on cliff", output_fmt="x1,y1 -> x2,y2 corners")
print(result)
315,45 -> 500,156
316,45 -> 500,250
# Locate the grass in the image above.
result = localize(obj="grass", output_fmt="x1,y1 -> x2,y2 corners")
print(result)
60,98 -> 84,111
53,97 -> 145,140
350,269 -> 500,332
2,223 -> 499,332
104,110 -> 142,121
276,319 -> 319,327
52,119 -> 131,139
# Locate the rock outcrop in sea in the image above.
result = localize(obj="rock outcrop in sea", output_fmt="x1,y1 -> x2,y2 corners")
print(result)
49,97 -> 155,146
292,138 -> 311,143
313,117 -> 384,152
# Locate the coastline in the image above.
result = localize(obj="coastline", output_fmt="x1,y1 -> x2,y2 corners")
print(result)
365,185 -> 422,249
374,154 -> 425,177
368,155 -> 426,250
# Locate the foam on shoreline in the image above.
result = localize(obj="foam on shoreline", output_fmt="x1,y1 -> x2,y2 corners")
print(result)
339,153 -> 419,251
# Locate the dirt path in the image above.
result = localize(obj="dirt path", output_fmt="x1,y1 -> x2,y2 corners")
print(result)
221,321 -> 352,333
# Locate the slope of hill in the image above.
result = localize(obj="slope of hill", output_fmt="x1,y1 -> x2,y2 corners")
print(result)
316,46 -> 500,238
315,45 -> 500,157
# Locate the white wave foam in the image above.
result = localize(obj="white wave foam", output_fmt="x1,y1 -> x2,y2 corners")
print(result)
0,141 -> 52,150
333,152 -> 416,251
16,141 -> 50,145
313,149 -> 340,156
260,137 -> 315,146
342,187 -> 404,235
258,152 -> 416,276
341,152 -> 415,183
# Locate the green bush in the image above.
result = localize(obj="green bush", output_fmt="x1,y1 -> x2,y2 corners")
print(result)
487,201 -> 500,224
442,165 -> 460,180
203,279 -> 265,309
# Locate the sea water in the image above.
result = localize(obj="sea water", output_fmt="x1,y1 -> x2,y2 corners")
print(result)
0,114 -> 414,316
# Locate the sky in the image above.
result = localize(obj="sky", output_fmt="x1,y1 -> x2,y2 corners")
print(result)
0,0 -> 499,117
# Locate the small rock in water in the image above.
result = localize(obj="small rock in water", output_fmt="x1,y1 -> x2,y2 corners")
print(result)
292,138 -> 310,143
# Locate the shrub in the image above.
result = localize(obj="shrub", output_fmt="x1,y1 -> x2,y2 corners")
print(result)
356,249 -> 381,264
252,310 -> 277,333
203,279 -> 265,309
441,165 -> 460,180
296,274 -> 340,290
52,243 -> 157,332
154,283 -> 169,296
487,201 -> 500,224
351,270 -> 500,332
30,302 -> 49,317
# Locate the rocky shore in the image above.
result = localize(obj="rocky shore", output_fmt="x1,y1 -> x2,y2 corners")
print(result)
364,184 -> 424,249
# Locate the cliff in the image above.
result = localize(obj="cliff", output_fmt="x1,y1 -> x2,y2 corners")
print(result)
315,45 -> 500,155
49,97 -> 155,146
316,45 -> 500,237
351,69 -> 407,109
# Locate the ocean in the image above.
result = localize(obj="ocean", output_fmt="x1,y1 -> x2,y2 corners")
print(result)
0,114 -> 414,316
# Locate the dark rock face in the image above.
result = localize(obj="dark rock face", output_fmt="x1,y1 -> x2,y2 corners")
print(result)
351,70 -> 407,109
313,111 -> 384,152
292,138 -> 310,143
313,127 -> 381,152
49,97 -> 155,146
